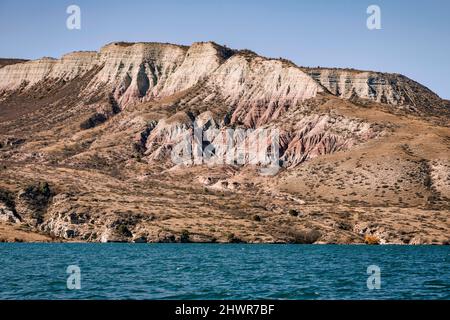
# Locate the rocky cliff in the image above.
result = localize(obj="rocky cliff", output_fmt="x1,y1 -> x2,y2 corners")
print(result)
2,41 -> 443,113
304,68 -> 444,111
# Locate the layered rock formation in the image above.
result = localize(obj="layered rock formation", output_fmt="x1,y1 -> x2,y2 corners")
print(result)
304,68 -> 443,110
0,53 -> 97,91
2,41 -> 442,113
140,110 -> 378,169
0,58 -> 29,69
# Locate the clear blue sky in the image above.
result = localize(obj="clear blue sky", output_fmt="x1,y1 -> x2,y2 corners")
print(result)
0,0 -> 448,99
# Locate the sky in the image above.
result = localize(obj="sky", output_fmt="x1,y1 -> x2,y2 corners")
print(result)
0,0 -> 448,99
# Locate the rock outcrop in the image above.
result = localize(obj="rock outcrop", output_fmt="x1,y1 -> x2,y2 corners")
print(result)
140,110 -> 379,168
0,202 -> 20,223
15,182 -> 52,226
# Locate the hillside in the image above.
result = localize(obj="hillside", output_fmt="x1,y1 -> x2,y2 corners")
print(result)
0,41 -> 449,244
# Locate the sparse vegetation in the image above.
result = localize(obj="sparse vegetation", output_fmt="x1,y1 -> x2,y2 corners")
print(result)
0,41 -> 448,244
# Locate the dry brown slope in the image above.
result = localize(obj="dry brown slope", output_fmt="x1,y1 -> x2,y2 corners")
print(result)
0,42 -> 449,244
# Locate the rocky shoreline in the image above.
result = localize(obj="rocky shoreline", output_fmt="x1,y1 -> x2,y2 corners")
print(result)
1,180 -> 448,245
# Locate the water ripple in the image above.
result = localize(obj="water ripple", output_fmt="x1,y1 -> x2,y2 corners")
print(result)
0,244 -> 449,300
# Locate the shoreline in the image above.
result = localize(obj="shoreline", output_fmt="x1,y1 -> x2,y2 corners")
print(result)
1,240 -> 448,245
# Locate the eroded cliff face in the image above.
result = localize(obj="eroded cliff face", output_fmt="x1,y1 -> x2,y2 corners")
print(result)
159,42 -> 234,96
138,110 -> 379,169
206,54 -> 322,127
0,52 -> 98,92
2,41 -> 442,113
91,42 -> 187,105
305,68 -> 443,110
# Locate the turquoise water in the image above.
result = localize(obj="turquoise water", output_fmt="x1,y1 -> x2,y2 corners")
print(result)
0,244 -> 449,300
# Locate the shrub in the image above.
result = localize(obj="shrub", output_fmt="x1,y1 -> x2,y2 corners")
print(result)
364,234 -> 380,245
0,189 -> 15,209
38,181 -> 51,196
24,181 -> 52,199
180,229 -> 190,243
226,233 -> 235,242
286,229 -> 321,244
288,209 -> 299,217
80,113 -> 107,130
253,215 -> 261,222
424,176 -> 432,188
117,225 -> 132,237
226,233 -> 243,243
